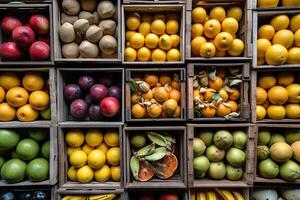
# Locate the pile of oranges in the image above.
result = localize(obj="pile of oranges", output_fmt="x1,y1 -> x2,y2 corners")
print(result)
193,67 -> 241,118
130,73 -> 181,119
65,129 -> 121,183
191,6 -> 245,58
257,0 -> 300,8
124,12 -> 181,62
257,13 -> 300,65
256,72 -> 300,120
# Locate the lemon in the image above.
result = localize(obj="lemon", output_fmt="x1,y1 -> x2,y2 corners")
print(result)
203,19 -> 221,39
95,165 -> 111,182
126,31 -> 136,41
145,33 -> 159,49
85,129 -> 103,147
124,47 -> 137,61
221,17 -> 239,35
137,47 -> 151,61
258,25 -> 275,40
256,105 -> 267,120
170,34 -> 180,48
66,129 -> 84,147
200,42 -> 216,58
104,130 -> 119,147
97,142 -> 109,154
265,44 -> 288,65
151,19 -> 166,35
295,29 -> 300,47
227,39 -> 244,56
153,13 -> 166,22
159,34 -> 172,51
191,36 -> 207,56
210,6 -> 226,22
167,49 -> 180,61
258,74 -> 276,90
88,150 -> 106,169
257,0 -> 279,8
69,150 -> 87,168
77,165 -> 94,183
151,49 -> 166,61
130,33 -> 144,49
81,144 -> 95,155
22,72 -> 44,92
191,23 -> 204,39
192,7 -> 207,23
111,166 -> 121,181
227,7 -> 243,21
257,39 -> 272,58
0,72 -> 21,90
106,147 -> 120,166
166,20 -> 179,34
138,22 -> 151,36
126,12 -> 140,31
287,47 -> 300,64
141,13 -> 152,22
272,29 -> 294,49
270,15 -> 290,31
67,166 -> 77,181
67,147 -> 81,157
290,14 -> 300,32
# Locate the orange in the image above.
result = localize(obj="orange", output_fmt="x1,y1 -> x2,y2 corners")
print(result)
258,74 -> 276,89
256,105 -> 267,120
265,44 -> 288,65
170,34 -> 180,48
130,33 -> 144,49
147,103 -> 162,118
0,103 -> 16,121
159,73 -> 172,85
166,20 -> 179,34
104,130 -> 119,147
192,7 -> 207,23
257,57 -> 266,65
169,89 -> 181,103
111,166 -> 121,181
173,106 -> 181,118
228,88 -> 240,101
151,19 -> 166,35
216,103 -> 231,117
294,29 -> 300,47
257,39 -> 272,58
87,149 -> 106,169
267,86 -> 289,105
131,92 -> 141,104
208,76 -> 223,91
219,88 -> 228,101
0,86 -> 5,103
137,47 -> 151,61
69,150 -> 87,168
153,86 -> 170,103
256,86 -> 268,105
66,129 -> 84,147
29,90 -> 50,111
67,166 -> 77,181
214,32 -> 234,51
216,68 -> 226,79
257,0 -> 279,8
95,165 -> 111,182
171,80 -> 180,90
270,15 -> 290,31
191,23 -> 204,39
210,6 -> 226,22
131,103 -> 146,118
77,165 -> 94,183
272,29 -> 294,49
85,129 -> 103,147
153,13 -> 166,22
6,87 -> 29,108
289,13 -> 300,32
106,147 -> 120,166
227,7 -> 243,21
277,72 -> 295,86
226,100 -> 238,112
162,99 -> 178,115
97,143 -> 109,154
200,42 -> 216,58
167,48 -> 181,61
204,89 -> 215,101
67,147 -> 81,157
286,83 -> 300,103
202,106 -> 216,118
16,104 -> 38,122
0,72 -> 21,90
151,49 -> 166,61
159,34 -> 172,51
191,36 -> 207,56
126,12 -> 141,31
227,39 -> 244,56
144,74 -> 158,87
22,72 -> 44,92
203,19 -> 221,39
138,22 -> 151,36
124,47 -> 137,61
267,105 -> 286,120
258,25 -> 275,40
285,104 -> 300,119
221,17 -> 239,35
144,33 -> 159,49
215,50 -> 226,57
81,144 -> 94,155
287,47 -> 300,64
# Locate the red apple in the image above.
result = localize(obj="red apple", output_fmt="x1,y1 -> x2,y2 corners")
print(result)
12,26 -> 35,49
0,42 -> 23,60
1,16 -> 22,35
29,41 -> 50,60
29,15 -> 49,35
138,194 -> 154,200
99,97 -> 120,117
159,193 -> 179,200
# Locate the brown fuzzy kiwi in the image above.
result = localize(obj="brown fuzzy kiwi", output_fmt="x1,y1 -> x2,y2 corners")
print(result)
62,0 -> 80,16
59,22 -> 76,43
86,25 -> 103,43
62,42 -> 79,58
80,0 -> 97,12
99,35 -> 117,55
73,19 -> 90,34
61,13 -> 78,24
99,19 -> 116,35
79,40 -> 99,58
79,11 -> 95,25
97,1 -> 115,19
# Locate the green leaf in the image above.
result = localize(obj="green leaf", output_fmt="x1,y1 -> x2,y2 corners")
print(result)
212,93 -> 220,101
129,79 -> 137,92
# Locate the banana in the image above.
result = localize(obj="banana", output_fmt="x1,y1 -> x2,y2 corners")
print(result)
206,191 -> 217,200
136,143 -> 156,157
232,191 -> 245,200
198,191 -> 206,200
130,156 -> 140,179
215,189 -> 235,200
190,190 -> 196,200
147,132 -> 169,147
144,147 -> 167,161
61,196 -> 86,200
89,194 -> 116,200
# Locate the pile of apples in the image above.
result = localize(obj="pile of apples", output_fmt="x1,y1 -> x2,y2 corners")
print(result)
0,14 -> 50,61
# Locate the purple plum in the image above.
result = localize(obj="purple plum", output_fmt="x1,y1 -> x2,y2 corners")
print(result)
70,99 -> 88,119
63,83 -> 81,102
89,84 -> 107,103
107,86 -> 121,100
78,75 -> 95,90
89,104 -> 103,120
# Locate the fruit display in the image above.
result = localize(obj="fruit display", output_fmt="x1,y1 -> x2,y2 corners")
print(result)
255,72 -> 300,120
0,13 -> 50,61
256,13 -> 300,65
193,129 -> 248,181
253,188 -> 300,200
129,72 -> 182,119
0,189 -> 51,200
63,73 -> 121,121
61,194 -> 120,200
124,11 -> 182,62
193,67 -> 242,119
58,0 -> 118,58
129,132 -> 178,182
256,128 -> 300,181
0,129 -> 50,183
0,71 -> 51,122
190,188 -> 246,200
129,191 -> 182,200
257,0 -> 300,8
191,6 -> 245,58
65,128 -> 121,184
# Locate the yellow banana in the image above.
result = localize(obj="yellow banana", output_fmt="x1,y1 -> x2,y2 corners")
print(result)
191,190 -> 196,200
206,191 -> 217,200
199,191 -> 206,200
62,196 -> 86,200
232,191 -> 245,200
89,194 -> 116,200
215,189 -> 235,200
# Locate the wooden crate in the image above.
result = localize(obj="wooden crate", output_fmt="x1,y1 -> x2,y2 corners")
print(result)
125,68 -> 186,122
186,1 -> 252,61
0,3 -> 54,66
57,68 -> 124,124
0,67 -> 57,126
56,188 -> 124,200
252,0 -> 300,10
124,126 -> 187,189
253,10 -> 300,69
251,68 -> 300,123
123,0 -> 185,4
188,188 -> 250,200
0,186 -> 55,200
122,4 -> 185,65
254,124 -> 300,184
58,124 -> 123,190
250,184 -> 300,199
187,63 -> 250,122
186,0 -> 251,11
187,123 -> 255,188
125,188 -> 188,200
53,0 -> 122,63
0,126 -> 57,186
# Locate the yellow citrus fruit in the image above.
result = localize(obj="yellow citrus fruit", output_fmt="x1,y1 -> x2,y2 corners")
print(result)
221,17 -> 239,35
191,23 -> 204,39
290,14 -> 300,32
200,42 -> 216,58
265,44 -> 288,65
227,7 -> 243,21
126,31 -> 136,41
104,130 -> 119,147
227,100 -> 238,112
88,149 -> 106,169
214,32 -> 234,51
166,20 -> 179,34
258,74 -> 276,89
69,150 -> 87,168
66,129 -> 84,147
257,57 -> 266,65
142,89 -> 153,100
286,104 -> 300,119
170,34 -> 180,48
126,12 -> 141,31
219,89 -> 228,101
141,13 -> 153,23
111,166 -> 121,181
67,147 -> 81,157
256,105 -> 267,120
130,33 -> 144,49
28,90 -> 49,111
270,15 -> 290,31
257,86 -> 268,105
282,0 -> 300,6
81,144 -> 95,155
138,22 -> 151,36
215,50 -> 226,57
257,0 -> 279,7
85,129 -> 103,147
124,47 -> 137,61
151,19 -> 166,35
167,48 -> 180,61
153,13 -> 166,22
97,143 -> 109,154
227,39 -> 244,56
258,25 -> 275,40
272,29 -> 294,49
137,47 -> 151,61
22,72 -> 44,91
67,166 -> 77,181
262,99 -> 270,109
131,103 -> 146,118
286,83 -> 300,103
210,6 -> 226,22
159,73 -> 172,86
267,105 -> 286,120
287,47 -> 300,64
151,49 -> 166,61
106,147 -> 120,166
0,103 -> 16,121
216,103 -> 231,117
268,86 -> 289,105
144,74 -> 159,87
295,29 -> 300,47
6,87 -> 29,108
147,103 -> 162,118
191,36 -> 207,56
0,72 -> 21,90
145,33 -> 159,49
95,164 -> 111,182
159,34 -> 172,51
77,165 -> 94,183
257,39 -> 272,58
203,19 -> 221,39
192,7 -> 207,23
0,86 -> 4,103
277,72 -> 295,86
16,104 -> 38,122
